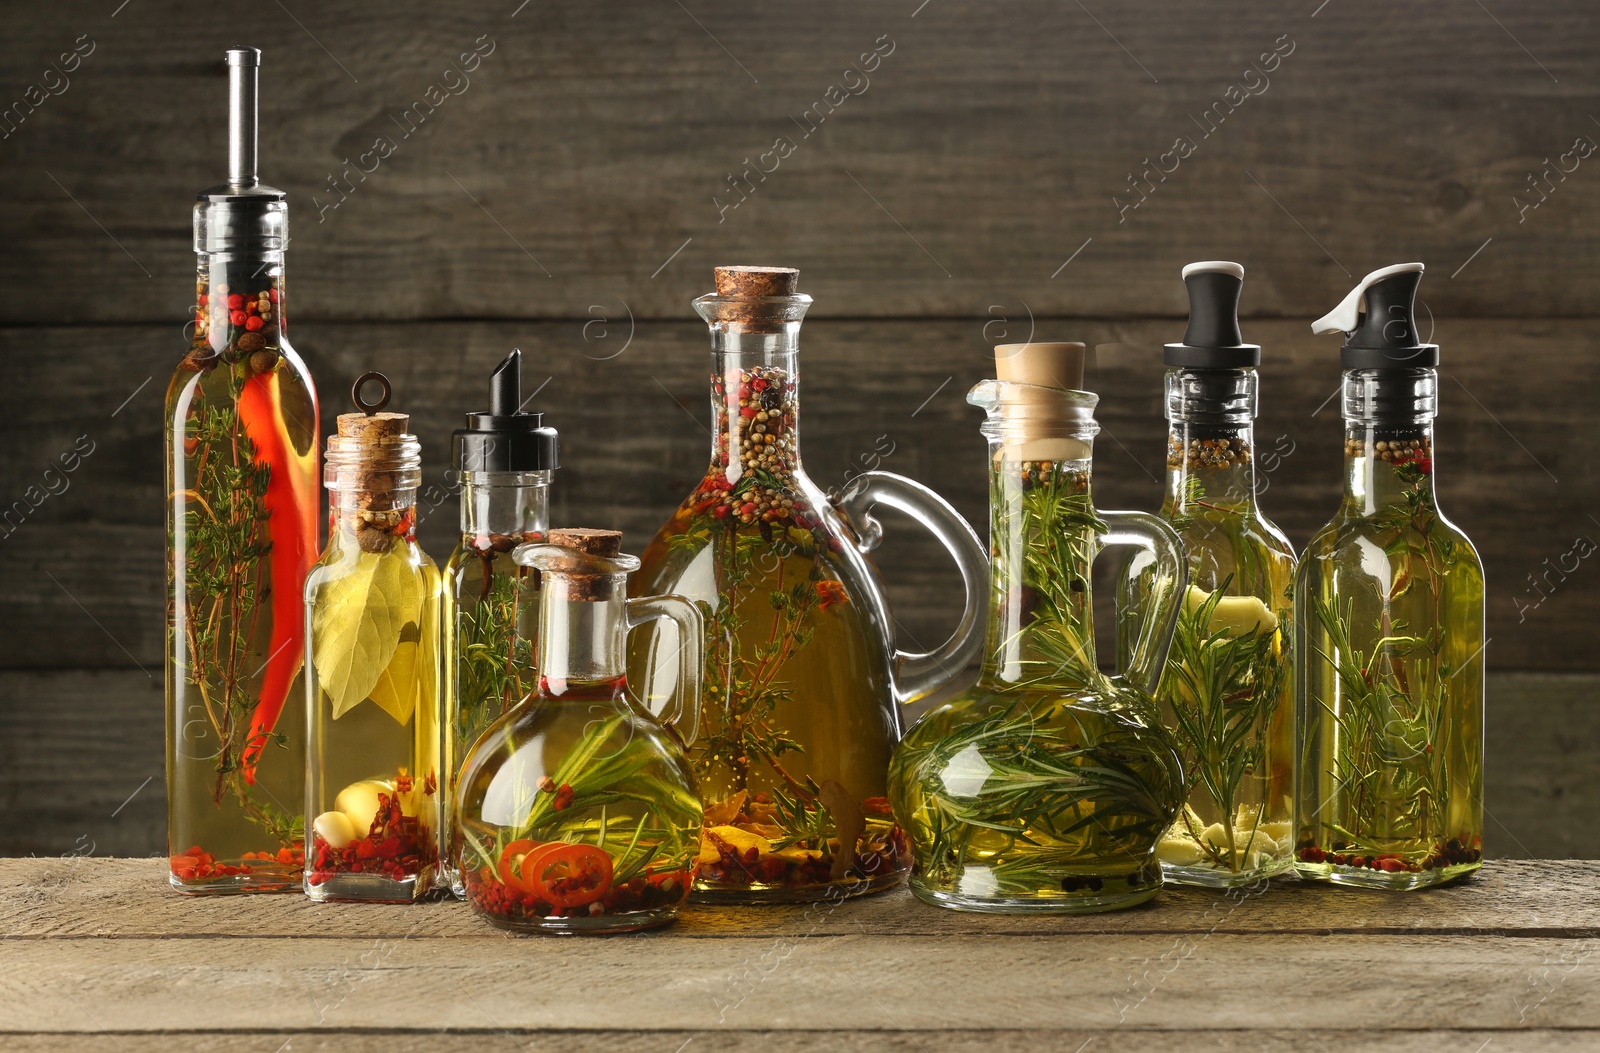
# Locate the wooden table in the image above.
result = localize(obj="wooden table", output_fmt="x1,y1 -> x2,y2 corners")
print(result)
2,859 -> 1594,1051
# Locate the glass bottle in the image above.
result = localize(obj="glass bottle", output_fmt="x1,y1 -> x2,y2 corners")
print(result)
304,378 -> 442,902
1123,263 -> 1296,888
889,342 -> 1188,914
630,266 -> 988,904
442,349 -> 558,895
455,529 -> 703,934
1296,263 -> 1484,889
167,48 -> 318,893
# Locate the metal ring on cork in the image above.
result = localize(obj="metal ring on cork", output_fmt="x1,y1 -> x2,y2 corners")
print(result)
352,371 -> 392,415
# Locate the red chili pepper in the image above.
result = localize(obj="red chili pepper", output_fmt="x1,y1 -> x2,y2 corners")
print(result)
526,843 -> 613,908
499,838 -> 544,892
237,369 -> 318,784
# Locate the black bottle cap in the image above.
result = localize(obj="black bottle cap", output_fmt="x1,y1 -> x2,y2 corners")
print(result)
1312,263 -> 1440,369
452,349 -> 559,472
1163,261 -> 1261,368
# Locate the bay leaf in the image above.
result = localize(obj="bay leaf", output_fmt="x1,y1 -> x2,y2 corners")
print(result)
368,623 -> 421,726
312,551 -> 424,719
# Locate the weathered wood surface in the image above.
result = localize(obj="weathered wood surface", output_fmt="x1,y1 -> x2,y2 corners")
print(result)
1,669 -> 1592,860
0,860 -> 1595,1049
0,1 -> 1595,322
2,319 -> 1594,670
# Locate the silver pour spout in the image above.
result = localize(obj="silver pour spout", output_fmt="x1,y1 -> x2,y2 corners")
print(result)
226,47 -> 260,188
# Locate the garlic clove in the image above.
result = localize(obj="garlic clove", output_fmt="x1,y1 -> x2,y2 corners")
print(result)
334,779 -> 392,838
1184,585 -> 1278,637
312,810 -> 358,851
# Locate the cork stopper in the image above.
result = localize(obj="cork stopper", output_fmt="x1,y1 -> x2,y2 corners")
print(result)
714,266 -> 799,298
540,528 -> 627,602
547,528 -> 622,557
995,342 -> 1087,392
984,342 -> 1093,465
324,376 -> 422,552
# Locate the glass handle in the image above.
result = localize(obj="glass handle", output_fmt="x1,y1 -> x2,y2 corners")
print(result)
835,470 -> 988,704
625,594 -> 703,746
1096,509 -> 1188,697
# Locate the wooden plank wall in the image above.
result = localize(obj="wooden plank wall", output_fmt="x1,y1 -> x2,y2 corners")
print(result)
1,0 -> 1595,856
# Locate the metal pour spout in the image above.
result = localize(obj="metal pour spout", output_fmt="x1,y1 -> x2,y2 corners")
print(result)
226,47 -> 260,188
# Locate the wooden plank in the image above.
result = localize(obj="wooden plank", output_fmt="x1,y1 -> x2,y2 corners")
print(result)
3,859 -> 1599,941
1,1034 -> 1594,1053
0,926 -> 1593,1032
1,319 -> 1595,671
0,2 -> 1595,321
2,668 -> 1592,861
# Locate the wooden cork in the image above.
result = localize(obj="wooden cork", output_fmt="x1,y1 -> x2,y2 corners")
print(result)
994,342 -> 1087,392
991,343 -> 1092,465
543,528 -> 624,601
548,528 -> 622,557
714,266 -> 799,298
336,410 -> 409,443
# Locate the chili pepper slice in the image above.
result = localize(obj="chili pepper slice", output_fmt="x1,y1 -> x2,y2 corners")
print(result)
498,838 -> 544,891
526,843 -> 614,908
237,368 -> 318,784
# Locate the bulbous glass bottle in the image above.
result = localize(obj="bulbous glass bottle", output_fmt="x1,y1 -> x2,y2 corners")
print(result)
455,529 -> 703,934
629,267 -> 987,903
890,377 -> 1188,913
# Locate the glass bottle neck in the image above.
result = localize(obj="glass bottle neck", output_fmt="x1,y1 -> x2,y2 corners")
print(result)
327,486 -> 419,553
194,251 -> 286,358
708,340 -> 802,488
978,452 -> 1102,690
458,471 -> 551,539
536,575 -> 627,697
1341,421 -> 1437,515
1163,422 -> 1259,516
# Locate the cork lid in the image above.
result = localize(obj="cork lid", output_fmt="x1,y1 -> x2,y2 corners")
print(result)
324,372 -> 422,504
547,527 -> 622,557
516,528 -> 639,601
714,266 -> 799,298
994,342 -> 1087,392
336,410 -> 409,442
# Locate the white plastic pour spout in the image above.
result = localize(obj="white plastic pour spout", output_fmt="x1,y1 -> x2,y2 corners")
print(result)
1312,262 -> 1424,336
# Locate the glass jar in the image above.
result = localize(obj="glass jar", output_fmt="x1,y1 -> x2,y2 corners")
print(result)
166,49 -> 318,892
890,377 -> 1188,913
1124,367 -> 1296,887
455,529 -> 703,933
629,266 -> 988,903
303,385 -> 442,902
1295,368 -> 1484,887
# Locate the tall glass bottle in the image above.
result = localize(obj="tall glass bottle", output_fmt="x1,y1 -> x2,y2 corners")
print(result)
455,529 -> 703,934
630,266 -> 988,903
1122,263 -> 1296,888
1296,263 -> 1484,889
166,48 -> 318,893
442,350 -> 557,894
304,380 -> 442,902
890,342 -> 1188,913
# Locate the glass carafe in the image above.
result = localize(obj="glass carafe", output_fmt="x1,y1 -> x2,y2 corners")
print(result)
889,379 -> 1187,913
1122,368 -> 1296,887
629,266 -> 987,903
455,529 -> 703,934
166,48 -> 317,893
1295,368 -> 1484,887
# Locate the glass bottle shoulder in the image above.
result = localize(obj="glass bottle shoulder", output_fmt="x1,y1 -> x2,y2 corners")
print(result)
1165,504 -> 1295,598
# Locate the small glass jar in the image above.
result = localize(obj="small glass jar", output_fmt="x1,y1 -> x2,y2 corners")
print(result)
304,381 -> 442,902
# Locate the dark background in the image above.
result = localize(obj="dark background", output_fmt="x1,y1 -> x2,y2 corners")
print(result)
0,1 -> 1594,859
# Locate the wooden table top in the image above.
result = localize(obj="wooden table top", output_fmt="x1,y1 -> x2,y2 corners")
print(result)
1,858 -> 1594,1051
